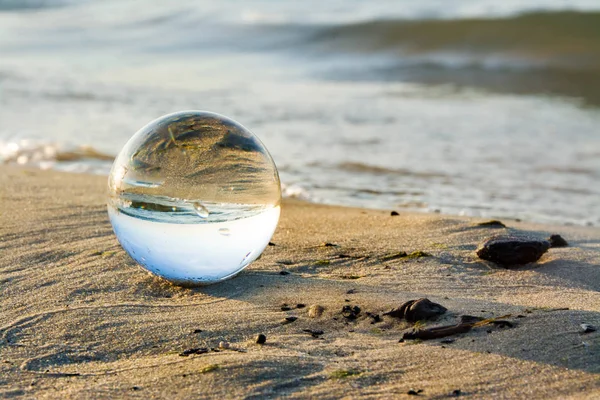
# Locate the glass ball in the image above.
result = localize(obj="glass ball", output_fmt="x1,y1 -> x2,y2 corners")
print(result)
107,111 -> 281,286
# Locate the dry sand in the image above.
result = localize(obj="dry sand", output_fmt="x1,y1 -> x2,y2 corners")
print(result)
1,166 -> 599,399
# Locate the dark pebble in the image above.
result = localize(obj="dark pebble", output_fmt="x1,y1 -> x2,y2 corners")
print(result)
384,298 -> 447,322
283,316 -> 298,323
279,270 -> 291,275
342,305 -> 361,320
303,329 -> 324,337
581,323 -> 597,333
346,288 -> 356,294
268,242 -> 277,246
179,348 -> 209,357
548,234 -> 568,248
476,235 -> 550,266
256,334 -> 267,344
391,211 -> 399,216
296,303 -> 306,309
452,389 -> 462,396
366,312 -> 382,324
407,389 -> 423,395
193,329 -> 203,334
132,386 -> 141,391
477,220 -> 506,228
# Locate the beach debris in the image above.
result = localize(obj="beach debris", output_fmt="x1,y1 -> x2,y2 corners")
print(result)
218,341 -> 230,349
282,316 -> 298,324
402,315 -> 514,341
256,334 -> 267,344
303,329 -> 324,338
199,364 -> 219,374
391,211 -> 399,216
179,348 -> 210,357
381,251 -> 408,261
384,298 -> 447,322
308,305 -> 325,318
580,324 -> 597,334
548,234 -> 568,248
476,220 -> 506,228
329,369 -> 361,379
407,389 -> 423,395
460,315 -> 483,324
406,251 -> 431,259
342,305 -> 361,320
476,235 -> 550,266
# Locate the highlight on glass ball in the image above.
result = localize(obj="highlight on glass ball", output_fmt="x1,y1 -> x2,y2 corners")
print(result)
107,111 -> 281,286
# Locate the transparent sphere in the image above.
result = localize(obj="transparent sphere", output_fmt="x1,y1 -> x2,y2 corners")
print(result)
107,111 -> 281,286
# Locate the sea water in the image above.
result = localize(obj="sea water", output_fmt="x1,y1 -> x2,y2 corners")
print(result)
2,1 -> 600,226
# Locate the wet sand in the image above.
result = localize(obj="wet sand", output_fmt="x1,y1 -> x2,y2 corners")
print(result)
1,166 -> 599,399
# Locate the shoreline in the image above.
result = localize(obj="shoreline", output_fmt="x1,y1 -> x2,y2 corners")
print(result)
1,166 -> 599,398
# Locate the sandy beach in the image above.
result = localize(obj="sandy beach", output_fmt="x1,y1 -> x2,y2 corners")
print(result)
1,166 -> 599,399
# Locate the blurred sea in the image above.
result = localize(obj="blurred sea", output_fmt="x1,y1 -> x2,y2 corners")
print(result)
1,0 -> 599,226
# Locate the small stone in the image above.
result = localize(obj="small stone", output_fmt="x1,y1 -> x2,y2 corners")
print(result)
179,348 -> 209,357
476,235 -> 550,266
476,220 -> 506,228
256,334 -> 267,344
132,386 -> 141,391
391,211 -> 399,216
296,303 -> 306,309
342,305 -> 361,320
308,305 -> 325,318
268,242 -> 277,246
279,270 -> 291,275
283,316 -> 298,324
581,323 -> 597,333
548,234 -> 568,248
303,329 -> 324,338
367,313 -> 382,324
218,341 -> 230,349
193,329 -> 203,334
384,298 -> 447,322
320,242 -> 337,247
451,389 -> 462,396
407,389 -> 423,395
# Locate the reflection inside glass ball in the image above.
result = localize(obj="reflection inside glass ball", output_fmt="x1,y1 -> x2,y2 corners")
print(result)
107,111 -> 281,286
